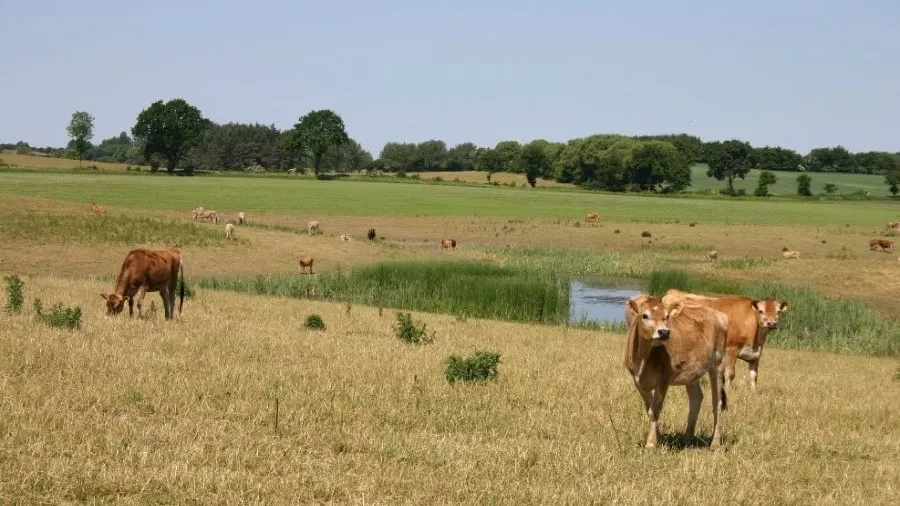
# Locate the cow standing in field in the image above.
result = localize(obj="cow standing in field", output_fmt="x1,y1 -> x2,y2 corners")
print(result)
441,238 -> 457,250
585,212 -> 599,223
367,228 -> 377,241
664,288 -> 789,393
340,234 -> 352,242
307,220 -> 321,236
101,247 -> 186,320
869,238 -> 894,252
225,223 -> 236,240
89,203 -> 107,215
197,210 -> 218,224
192,207 -> 205,220
298,254 -> 314,274
237,212 -> 247,225
624,294 -> 728,448
706,250 -> 719,263
886,221 -> 900,231
782,250 -> 800,259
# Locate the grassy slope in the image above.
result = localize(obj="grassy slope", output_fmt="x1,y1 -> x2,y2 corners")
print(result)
0,152 -> 149,171
687,164 -> 890,197
0,171 -> 897,226
1,277 -> 897,504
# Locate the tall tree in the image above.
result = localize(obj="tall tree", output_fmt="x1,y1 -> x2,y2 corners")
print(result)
755,170 -> 777,196
286,109 -> 349,174
752,146 -> 803,172
629,140 -> 691,192
493,141 -> 522,173
804,146 -> 857,173
705,140 -> 755,195
66,110 -> 95,165
475,148 -> 504,183
445,142 -> 479,171
132,99 -> 210,173
885,169 -> 900,197
520,141 -> 551,187
796,174 -> 812,196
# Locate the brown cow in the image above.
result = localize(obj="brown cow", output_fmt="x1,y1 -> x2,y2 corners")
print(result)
197,210 -> 218,224
89,203 -> 107,214
782,250 -> 800,259
298,254 -> 314,274
191,207 -> 204,220
367,228 -> 377,241
100,247 -> 185,319
664,288 -> 789,392
624,294 -> 728,448
441,238 -> 457,250
585,212 -> 599,223
870,238 -> 894,252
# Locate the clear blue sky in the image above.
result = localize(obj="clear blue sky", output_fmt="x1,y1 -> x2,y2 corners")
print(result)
2,0 -> 898,156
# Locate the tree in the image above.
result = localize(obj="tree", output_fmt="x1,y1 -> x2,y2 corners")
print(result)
856,151 -> 898,175
629,140 -> 691,192
475,148 -> 503,182
445,142 -> 479,171
412,140 -> 447,172
705,140 -> 755,195
520,141 -> 551,187
804,146 -> 857,173
752,146 -> 803,172
285,109 -> 349,174
885,170 -> 900,197
378,142 -> 417,172
755,170 -> 777,196
66,111 -> 95,165
823,183 -> 838,195
796,174 -> 812,196
132,99 -> 210,173
493,141 -> 522,173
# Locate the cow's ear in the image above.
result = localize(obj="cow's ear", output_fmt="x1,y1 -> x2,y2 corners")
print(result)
779,301 -> 789,312
668,302 -> 683,318
750,299 -> 761,311
99,293 -> 108,300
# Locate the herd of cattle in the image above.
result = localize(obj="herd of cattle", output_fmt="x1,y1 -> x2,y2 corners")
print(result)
89,203 -> 895,449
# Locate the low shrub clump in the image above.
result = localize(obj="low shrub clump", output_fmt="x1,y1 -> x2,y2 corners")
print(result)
304,314 -> 326,330
445,351 -> 501,384
33,298 -> 82,330
394,312 -> 433,344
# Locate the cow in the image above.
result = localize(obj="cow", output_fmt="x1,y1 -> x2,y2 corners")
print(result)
191,207 -> 205,220
782,250 -> 800,259
225,223 -> 236,240
297,254 -> 314,274
237,212 -> 247,225
367,228 -> 377,241
706,250 -> 719,263
197,210 -> 218,224
869,238 -> 894,252
100,247 -> 185,320
307,220 -> 320,236
340,234 -> 352,242
89,203 -> 107,214
585,212 -> 599,223
441,238 -> 457,250
663,288 -> 789,393
886,221 -> 900,231
624,294 -> 728,449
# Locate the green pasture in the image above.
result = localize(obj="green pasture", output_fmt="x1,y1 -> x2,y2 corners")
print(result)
687,164 -> 891,197
0,171 -> 897,226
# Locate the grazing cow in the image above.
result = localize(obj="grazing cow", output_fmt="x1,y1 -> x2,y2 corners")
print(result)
869,238 -> 894,252
441,238 -> 457,250
237,212 -> 247,225
191,207 -> 205,220
664,289 -> 789,393
886,221 -> 900,231
367,228 -> 377,241
624,294 -> 728,448
297,254 -> 314,274
340,234 -> 352,242
225,223 -> 236,240
100,247 -> 185,320
585,212 -> 599,223
706,250 -> 719,263
782,250 -> 800,259
307,220 -> 320,236
89,203 -> 107,214
196,210 -> 218,224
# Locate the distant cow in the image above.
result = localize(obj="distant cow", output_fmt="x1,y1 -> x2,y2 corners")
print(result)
367,228 -> 377,241
225,223 -> 236,240
706,250 -> 719,263
307,220 -> 320,236
191,207 -> 205,220
664,289 -> 789,393
886,221 -> 900,231
782,250 -> 800,259
441,238 -> 457,250
624,294 -> 728,448
340,234 -> 352,242
585,212 -> 599,223
101,247 -> 185,320
297,254 -> 314,274
197,210 -> 218,224
89,203 -> 107,214
237,212 -> 247,225
870,238 -> 894,252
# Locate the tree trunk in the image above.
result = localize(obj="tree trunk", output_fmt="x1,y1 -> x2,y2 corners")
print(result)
314,153 -> 322,175
167,158 -> 176,173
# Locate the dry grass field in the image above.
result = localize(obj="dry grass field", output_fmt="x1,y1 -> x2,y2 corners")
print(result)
406,170 -> 577,189
0,151 -> 149,172
1,277 -> 898,505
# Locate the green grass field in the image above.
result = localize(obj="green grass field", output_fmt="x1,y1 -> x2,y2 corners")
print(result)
1,171 -> 897,226
687,164 -> 891,197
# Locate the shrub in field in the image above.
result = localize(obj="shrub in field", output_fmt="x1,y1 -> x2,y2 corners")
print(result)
304,314 -> 326,330
394,312 -> 433,344
641,231 -> 652,238
4,274 -> 24,312
445,351 -> 501,384
33,299 -> 82,330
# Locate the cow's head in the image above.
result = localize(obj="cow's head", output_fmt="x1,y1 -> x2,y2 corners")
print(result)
100,293 -> 129,315
751,298 -> 789,329
627,295 -> 680,344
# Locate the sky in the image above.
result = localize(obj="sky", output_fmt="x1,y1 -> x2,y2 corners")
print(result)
1,0 -> 898,156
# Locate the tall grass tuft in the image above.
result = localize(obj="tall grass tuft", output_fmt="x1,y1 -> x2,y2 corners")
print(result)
445,351 -> 501,384
33,298 -> 82,330
4,274 -> 24,312
394,312 -> 433,344
645,269 -> 743,297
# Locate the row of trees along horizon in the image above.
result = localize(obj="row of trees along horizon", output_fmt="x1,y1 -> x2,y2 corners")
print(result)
4,98 -> 900,196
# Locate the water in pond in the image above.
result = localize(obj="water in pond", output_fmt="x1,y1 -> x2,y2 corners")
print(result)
569,279 -> 643,326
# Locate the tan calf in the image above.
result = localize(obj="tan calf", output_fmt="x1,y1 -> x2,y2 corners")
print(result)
237,212 -> 247,225
441,238 -> 457,250
191,207 -> 204,219
706,250 -> 718,263
307,220 -> 320,235
225,223 -> 235,240
101,247 -> 185,319
625,294 -> 728,448
585,212 -> 599,222
298,254 -> 314,274
197,210 -> 218,224
782,250 -> 800,259
89,203 -> 107,214
664,289 -> 789,392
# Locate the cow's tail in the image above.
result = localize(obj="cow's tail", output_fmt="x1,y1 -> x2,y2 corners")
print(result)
178,258 -> 186,315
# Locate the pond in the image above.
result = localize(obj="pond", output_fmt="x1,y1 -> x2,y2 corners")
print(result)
569,278 -> 643,326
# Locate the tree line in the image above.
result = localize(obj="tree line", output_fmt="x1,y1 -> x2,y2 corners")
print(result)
3,98 -> 899,195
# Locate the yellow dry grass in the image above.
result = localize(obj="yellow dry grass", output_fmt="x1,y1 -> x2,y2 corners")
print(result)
0,152 -> 148,171
407,170 -> 577,188
1,276 -> 898,504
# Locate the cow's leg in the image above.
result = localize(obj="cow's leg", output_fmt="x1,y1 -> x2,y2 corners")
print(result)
135,287 -> 147,318
723,346 -> 739,389
161,286 -> 173,319
709,369 -> 724,449
127,296 -> 134,317
748,359 -> 761,393
646,384 -> 668,448
685,382 -> 703,439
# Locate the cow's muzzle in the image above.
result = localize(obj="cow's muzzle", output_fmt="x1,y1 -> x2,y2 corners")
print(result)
654,329 -> 671,340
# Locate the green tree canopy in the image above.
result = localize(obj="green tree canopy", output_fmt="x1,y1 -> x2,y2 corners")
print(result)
705,140 -> 755,195
796,174 -> 813,196
755,170 -> 777,196
132,99 -> 210,173
66,110 -> 95,164
521,141 -> 551,187
285,109 -> 349,174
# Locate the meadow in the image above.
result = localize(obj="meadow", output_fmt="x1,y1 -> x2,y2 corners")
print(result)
1,163 -> 900,503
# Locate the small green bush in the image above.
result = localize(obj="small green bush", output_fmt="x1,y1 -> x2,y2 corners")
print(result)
445,351 -> 501,384
33,298 -> 82,330
641,231 -> 652,238
4,274 -> 24,312
394,312 -> 433,344
614,229 -> 621,234
304,314 -> 326,330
